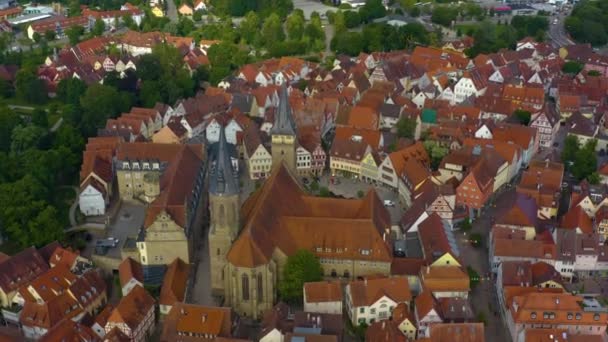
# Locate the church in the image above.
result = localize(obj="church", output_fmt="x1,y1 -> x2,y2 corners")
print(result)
208,85 -> 394,319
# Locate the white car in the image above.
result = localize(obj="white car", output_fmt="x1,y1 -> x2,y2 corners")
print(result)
383,200 -> 395,207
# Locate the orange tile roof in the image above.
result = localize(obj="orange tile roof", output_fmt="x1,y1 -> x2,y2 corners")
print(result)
388,141 -> 431,175
348,276 -> 411,307
304,281 -> 343,303
429,323 -> 485,342
365,320 -> 407,342
20,292 -> 82,330
560,205 -> 593,233
48,247 -> 80,269
333,126 -> 381,149
392,302 -> 415,327
415,290 -> 438,319
39,319 -> 99,342
19,265 -> 77,303
525,328 -> 603,342
420,266 -> 470,293
159,258 -> 190,306
227,165 -> 392,268
346,105 -> 379,130
161,302 -> 232,339
107,285 -> 155,330
511,292 -> 608,326
118,257 -> 143,289
492,237 -> 556,260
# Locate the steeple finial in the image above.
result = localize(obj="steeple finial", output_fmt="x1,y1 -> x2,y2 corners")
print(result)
271,84 -> 296,136
209,126 -> 239,196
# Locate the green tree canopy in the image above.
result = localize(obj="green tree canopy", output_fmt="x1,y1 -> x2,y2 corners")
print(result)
562,61 -> 584,74
396,116 -> 417,139
279,249 -> 323,303
15,69 -> 47,104
261,13 -> 286,47
514,109 -> 531,126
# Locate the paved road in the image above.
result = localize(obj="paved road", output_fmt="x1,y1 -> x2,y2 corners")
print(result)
166,0 -> 178,22
548,13 -> 573,48
456,187 -> 515,342
323,22 -> 334,61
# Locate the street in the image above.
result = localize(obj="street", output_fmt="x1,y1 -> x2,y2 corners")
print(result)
547,13 -> 573,48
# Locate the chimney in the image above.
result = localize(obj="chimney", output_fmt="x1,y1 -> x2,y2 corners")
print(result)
202,314 -> 207,323
364,278 -> 368,286
382,321 -> 386,329
383,233 -> 386,241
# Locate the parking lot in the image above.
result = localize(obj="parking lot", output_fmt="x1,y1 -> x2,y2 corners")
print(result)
93,202 -> 146,259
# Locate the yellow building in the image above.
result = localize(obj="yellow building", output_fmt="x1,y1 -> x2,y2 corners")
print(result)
115,143 -> 206,267
151,5 -> 164,17
360,150 -> 380,183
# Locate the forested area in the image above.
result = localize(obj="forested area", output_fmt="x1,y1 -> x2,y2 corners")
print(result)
565,0 -> 608,46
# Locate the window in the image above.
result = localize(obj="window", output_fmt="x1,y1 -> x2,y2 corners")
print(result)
359,307 -> 365,314
219,205 -> 226,226
217,248 -> 221,256
257,274 -> 264,301
241,274 -> 250,301
370,308 -> 376,314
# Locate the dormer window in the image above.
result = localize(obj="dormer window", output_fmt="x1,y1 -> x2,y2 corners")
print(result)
132,162 -> 140,170
143,162 -> 150,170
153,163 -> 159,170
325,248 -> 331,253
567,313 -> 573,320
530,312 -> 536,319
122,162 -> 129,169
360,249 -> 370,256
594,314 -> 600,321
316,247 -> 322,252
575,313 -> 582,320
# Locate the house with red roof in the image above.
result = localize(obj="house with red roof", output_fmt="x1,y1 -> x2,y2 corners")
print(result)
105,285 -> 155,342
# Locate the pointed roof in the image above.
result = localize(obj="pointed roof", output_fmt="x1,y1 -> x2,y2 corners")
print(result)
271,84 -> 296,136
209,126 -> 239,196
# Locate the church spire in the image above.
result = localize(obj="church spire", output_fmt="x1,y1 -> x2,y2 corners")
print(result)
271,84 -> 296,136
209,126 -> 239,196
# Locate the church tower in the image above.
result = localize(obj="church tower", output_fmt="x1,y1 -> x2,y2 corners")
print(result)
271,84 -> 297,173
208,126 -> 240,294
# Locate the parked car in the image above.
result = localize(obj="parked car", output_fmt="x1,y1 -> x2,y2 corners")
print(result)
383,200 -> 395,207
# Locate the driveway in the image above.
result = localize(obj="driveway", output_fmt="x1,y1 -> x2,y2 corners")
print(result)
94,202 -> 146,259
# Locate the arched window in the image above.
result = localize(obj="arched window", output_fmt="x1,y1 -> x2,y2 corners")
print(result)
241,274 -> 250,301
257,274 -> 264,301
219,204 -> 225,226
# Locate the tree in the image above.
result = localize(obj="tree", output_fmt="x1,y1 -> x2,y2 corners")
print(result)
588,70 -> 602,76
572,139 -> 598,181
513,109 -> 531,126
561,135 -> 579,171
177,17 -> 195,36
396,117 -> 417,139
80,84 -> 131,136
0,107 -> 20,152
136,54 -> 162,81
44,30 -> 56,41
331,31 -> 364,56
239,11 -> 261,46
31,109 -> 48,128
15,70 -> 47,104
286,11 -> 305,41
32,32 -> 42,44
279,249 -> 323,303
92,19 -> 105,36
261,13 -> 285,47
122,14 -> 137,30
467,266 -> 480,289
431,6 -> 457,27
10,125 -> 47,154
423,140 -> 449,170
562,61 -> 584,74
359,0 -> 386,22
66,25 -> 85,45
0,78 -> 11,98
193,10 -> 203,22
344,10 -> 361,28
139,81 -> 162,107
57,78 -> 87,107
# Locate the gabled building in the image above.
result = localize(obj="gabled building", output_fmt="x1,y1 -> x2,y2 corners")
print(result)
159,258 -> 190,315
105,285 -> 156,342
160,303 -> 236,341
303,281 -> 343,315
516,160 -> 564,219
118,257 -> 143,297
345,276 -> 411,326
530,105 -> 560,149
